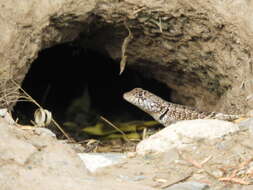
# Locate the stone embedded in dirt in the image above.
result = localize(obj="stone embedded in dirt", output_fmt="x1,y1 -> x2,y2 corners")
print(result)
136,119 -> 239,155
78,153 -> 127,173
33,127 -> 57,137
0,108 -> 16,125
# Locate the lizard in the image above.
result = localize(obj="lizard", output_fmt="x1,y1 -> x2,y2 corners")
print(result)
123,88 -> 242,127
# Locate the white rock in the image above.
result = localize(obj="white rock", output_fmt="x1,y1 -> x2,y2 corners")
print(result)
33,127 -> 56,138
0,108 -> 8,116
137,119 -> 239,155
78,153 -> 126,173
0,108 -> 15,125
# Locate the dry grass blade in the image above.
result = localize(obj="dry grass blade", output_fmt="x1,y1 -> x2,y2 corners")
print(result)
100,115 -> 130,142
161,172 -> 193,189
142,127 -> 147,139
11,80 -> 74,142
119,21 -> 133,75
218,157 -> 253,185
0,80 -> 20,107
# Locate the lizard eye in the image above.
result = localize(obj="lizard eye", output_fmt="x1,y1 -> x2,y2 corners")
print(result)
136,91 -> 143,97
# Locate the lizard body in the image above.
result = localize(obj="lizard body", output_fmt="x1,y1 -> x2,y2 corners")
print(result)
123,88 -> 241,126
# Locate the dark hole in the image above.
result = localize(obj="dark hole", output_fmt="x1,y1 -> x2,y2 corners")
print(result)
13,42 -> 170,140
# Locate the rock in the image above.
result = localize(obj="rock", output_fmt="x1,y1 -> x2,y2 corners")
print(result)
0,119 -> 158,190
0,119 -> 89,190
0,120 -> 37,165
0,108 -> 16,125
78,153 -> 127,173
164,181 -> 209,190
33,127 -> 57,137
237,118 -> 253,134
137,119 -> 239,155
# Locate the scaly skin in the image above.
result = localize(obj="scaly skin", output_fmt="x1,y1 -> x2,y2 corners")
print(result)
123,88 -> 240,126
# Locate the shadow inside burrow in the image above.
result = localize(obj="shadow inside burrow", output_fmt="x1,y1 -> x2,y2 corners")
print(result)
13,42 -> 170,140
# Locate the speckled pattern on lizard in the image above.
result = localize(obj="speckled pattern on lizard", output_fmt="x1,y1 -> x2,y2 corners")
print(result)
123,88 -> 241,127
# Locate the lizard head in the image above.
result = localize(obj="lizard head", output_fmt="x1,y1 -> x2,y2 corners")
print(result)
123,88 -> 164,113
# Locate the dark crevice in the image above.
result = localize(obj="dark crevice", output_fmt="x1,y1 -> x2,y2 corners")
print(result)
13,42 -> 171,139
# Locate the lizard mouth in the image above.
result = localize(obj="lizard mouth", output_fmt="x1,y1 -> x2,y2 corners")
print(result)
122,91 -> 131,102
123,88 -> 145,106
123,88 -> 164,113
123,91 -> 138,107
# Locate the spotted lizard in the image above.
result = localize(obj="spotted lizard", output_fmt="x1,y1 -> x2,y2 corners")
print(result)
123,88 -> 242,126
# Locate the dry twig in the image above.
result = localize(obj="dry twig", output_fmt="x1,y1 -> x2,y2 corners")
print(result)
100,115 -> 130,142
119,21 -> 133,75
11,80 -> 74,142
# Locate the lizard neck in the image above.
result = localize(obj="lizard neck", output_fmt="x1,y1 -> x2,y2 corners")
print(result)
123,88 -> 172,125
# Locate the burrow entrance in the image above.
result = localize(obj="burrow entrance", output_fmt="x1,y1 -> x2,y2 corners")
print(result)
13,42 -> 171,141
